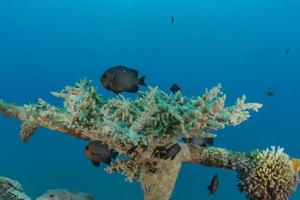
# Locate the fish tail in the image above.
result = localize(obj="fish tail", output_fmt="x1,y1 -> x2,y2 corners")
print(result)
139,76 -> 147,86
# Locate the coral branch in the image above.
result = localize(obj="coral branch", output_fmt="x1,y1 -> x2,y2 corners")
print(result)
1,79 -> 298,200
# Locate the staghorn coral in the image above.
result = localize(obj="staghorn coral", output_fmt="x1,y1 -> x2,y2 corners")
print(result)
237,146 -> 298,200
0,176 -> 31,200
0,79 -> 298,200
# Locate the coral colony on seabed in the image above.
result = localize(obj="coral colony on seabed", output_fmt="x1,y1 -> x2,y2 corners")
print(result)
0,78 -> 299,200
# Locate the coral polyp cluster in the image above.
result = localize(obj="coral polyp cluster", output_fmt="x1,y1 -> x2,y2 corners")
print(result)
0,79 -> 298,200
237,146 -> 298,200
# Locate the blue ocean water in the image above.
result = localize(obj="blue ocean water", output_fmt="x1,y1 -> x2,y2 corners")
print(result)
0,0 -> 299,199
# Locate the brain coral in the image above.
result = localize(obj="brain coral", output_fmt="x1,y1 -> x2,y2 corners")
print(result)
238,146 -> 298,200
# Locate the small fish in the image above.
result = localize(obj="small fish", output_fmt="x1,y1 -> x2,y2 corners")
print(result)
170,84 -> 181,94
152,144 -> 181,160
171,16 -> 175,24
101,66 -> 146,94
208,173 -> 219,195
36,189 -> 94,200
183,134 -> 215,147
285,48 -> 290,55
267,88 -> 275,96
84,141 -> 118,167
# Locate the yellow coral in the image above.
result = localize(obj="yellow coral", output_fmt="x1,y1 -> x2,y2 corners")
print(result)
238,146 -> 298,200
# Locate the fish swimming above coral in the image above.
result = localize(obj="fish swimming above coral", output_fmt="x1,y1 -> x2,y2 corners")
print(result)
267,87 -> 275,96
171,16 -> 175,24
170,83 -> 181,94
84,140 -> 118,167
101,65 -> 146,94
36,189 -> 94,200
285,48 -> 290,55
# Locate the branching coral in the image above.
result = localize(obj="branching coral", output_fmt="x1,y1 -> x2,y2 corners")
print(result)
0,79 -> 298,200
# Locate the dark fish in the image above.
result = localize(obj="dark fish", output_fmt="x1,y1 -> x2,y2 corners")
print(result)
84,141 -> 118,167
208,173 -> 219,195
267,88 -> 275,96
152,144 -> 181,160
165,144 -> 181,160
170,84 -> 181,94
171,16 -> 175,24
285,48 -> 290,55
101,66 -> 146,94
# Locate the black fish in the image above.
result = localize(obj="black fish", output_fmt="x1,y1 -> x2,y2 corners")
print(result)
208,173 -> 219,195
84,141 -> 118,167
171,16 -> 175,24
101,66 -> 146,94
285,48 -> 290,55
267,88 -> 275,96
170,84 -> 181,94
152,144 -> 181,160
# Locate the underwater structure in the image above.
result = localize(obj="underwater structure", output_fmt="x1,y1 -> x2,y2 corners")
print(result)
0,79 -> 299,200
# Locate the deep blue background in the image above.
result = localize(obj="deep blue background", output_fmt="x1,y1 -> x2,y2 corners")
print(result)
0,0 -> 299,199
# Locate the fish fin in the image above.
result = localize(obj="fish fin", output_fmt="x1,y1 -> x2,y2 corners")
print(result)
139,75 -> 147,86
128,85 -> 139,93
132,69 -> 139,76
91,161 -> 100,167
205,138 -> 214,146
112,151 -> 118,159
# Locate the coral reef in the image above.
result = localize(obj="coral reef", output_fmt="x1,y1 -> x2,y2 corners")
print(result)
237,147 -> 298,200
0,79 -> 298,200
0,176 -> 31,200
36,189 -> 94,200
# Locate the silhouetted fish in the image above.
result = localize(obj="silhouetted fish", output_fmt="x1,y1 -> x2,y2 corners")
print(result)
208,173 -> 219,195
285,48 -> 290,55
101,66 -> 146,94
267,88 -> 275,96
170,84 -> 181,94
152,144 -> 181,160
171,16 -> 175,24
84,141 -> 118,167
